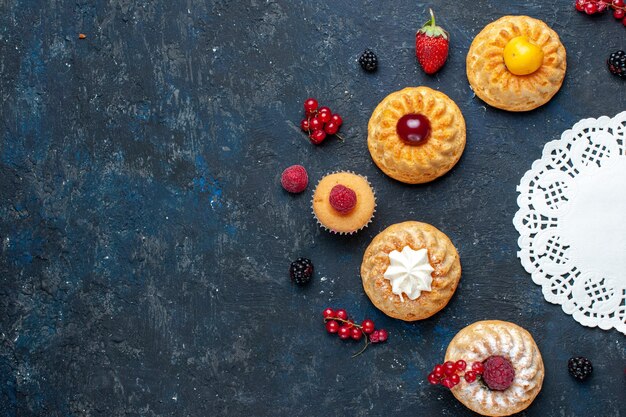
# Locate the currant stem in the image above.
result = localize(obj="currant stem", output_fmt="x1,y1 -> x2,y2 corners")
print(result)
351,335 -> 369,358
324,317 -> 362,329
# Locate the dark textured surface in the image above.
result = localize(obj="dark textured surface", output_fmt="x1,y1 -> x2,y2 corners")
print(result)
1,1 -> 625,416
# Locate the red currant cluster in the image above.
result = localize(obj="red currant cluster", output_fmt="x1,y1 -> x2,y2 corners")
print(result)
427,360 -> 484,389
301,98 -> 344,145
575,0 -> 626,25
323,308 -> 387,357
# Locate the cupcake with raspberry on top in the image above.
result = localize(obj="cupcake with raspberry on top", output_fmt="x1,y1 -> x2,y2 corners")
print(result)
311,171 -> 376,234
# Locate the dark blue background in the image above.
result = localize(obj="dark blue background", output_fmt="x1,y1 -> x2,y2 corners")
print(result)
1,0 -> 624,416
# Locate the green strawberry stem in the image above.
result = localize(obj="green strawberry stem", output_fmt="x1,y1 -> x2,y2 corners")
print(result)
427,8 -> 435,28
419,8 -> 448,39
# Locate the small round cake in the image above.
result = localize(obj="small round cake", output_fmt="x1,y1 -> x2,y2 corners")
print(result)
311,172 -> 376,234
467,16 -> 566,112
445,320 -> 545,417
367,87 -> 466,184
360,221 -> 461,320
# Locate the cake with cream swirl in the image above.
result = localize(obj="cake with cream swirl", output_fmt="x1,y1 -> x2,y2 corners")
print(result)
360,221 -> 461,321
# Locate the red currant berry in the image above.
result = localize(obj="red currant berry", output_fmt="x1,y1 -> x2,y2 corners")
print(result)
472,362 -> 484,374
335,309 -> 348,321
326,320 -> 339,334
377,329 -> 388,342
301,119 -> 310,132
441,378 -> 454,389
323,308 -> 335,319
318,107 -> 332,122
622,15 -> 626,25
324,121 -> 339,135
443,361 -> 456,376
614,8 -> 625,18
428,372 -> 440,385
585,2 -> 598,13
450,374 -> 461,386
369,330 -> 380,343
309,117 -> 323,131
433,364 -> 444,378
455,360 -> 467,372
361,319 -> 375,334
465,370 -> 477,383
330,113 -> 343,126
614,0 -> 625,6
350,328 -> 363,340
575,0 -> 586,11
338,325 -> 351,340
309,129 -> 326,145
304,98 -> 318,114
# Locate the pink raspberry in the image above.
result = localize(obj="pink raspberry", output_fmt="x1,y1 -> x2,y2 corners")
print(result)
328,184 -> 357,213
280,165 -> 308,193
482,356 -> 515,391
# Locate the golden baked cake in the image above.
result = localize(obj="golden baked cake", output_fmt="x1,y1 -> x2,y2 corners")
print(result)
360,221 -> 461,320
467,16 -> 567,112
445,320 -> 545,417
367,87 -> 466,184
311,171 -> 376,234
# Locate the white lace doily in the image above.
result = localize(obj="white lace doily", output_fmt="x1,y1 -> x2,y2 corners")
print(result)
514,111 -> 626,335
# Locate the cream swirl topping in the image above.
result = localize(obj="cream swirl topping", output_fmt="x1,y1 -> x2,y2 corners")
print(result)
383,246 -> 434,301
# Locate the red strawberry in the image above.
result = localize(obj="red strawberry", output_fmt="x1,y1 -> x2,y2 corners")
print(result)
415,9 -> 449,75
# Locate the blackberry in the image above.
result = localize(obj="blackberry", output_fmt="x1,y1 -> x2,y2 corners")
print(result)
607,50 -> 626,78
568,356 -> 593,381
358,49 -> 378,72
289,257 -> 314,285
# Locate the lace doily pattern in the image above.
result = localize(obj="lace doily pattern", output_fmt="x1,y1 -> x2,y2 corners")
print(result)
514,111 -> 626,334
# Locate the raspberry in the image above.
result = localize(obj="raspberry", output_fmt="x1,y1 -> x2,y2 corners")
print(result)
280,165 -> 308,193
482,356 -> 515,391
328,184 -> 357,213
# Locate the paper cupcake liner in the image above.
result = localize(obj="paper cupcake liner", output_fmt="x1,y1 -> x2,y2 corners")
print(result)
310,170 -> 377,235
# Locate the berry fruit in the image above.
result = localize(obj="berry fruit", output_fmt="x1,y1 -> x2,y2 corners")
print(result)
326,320 -> 339,334
415,9 -> 449,74
351,328 -> 363,340
361,319 -> 375,334
585,2 -> 598,13
465,370 -> 477,383
300,119 -> 310,131
338,325 -> 351,340
482,356 -> 515,391
568,356 -> 593,381
324,121 -> 339,135
335,309 -> 348,321
503,36 -> 544,76
433,364 -> 444,378
289,257 -> 314,285
280,165 -> 308,193
608,50 -> 626,78
323,308 -> 335,319
304,98 -> 318,114
329,184 -> 357,213
455,360 -> 467,372
441,378 -> 454,388
472,361 -> 484,374
443,361 -> 456,376
428,372 -> 439,385
377,329 -> 388,342
309,129 -> 327,145
397,113 -> 431,145
358,49 -> 378,72
309,117 -> 323,131
330,114 -> 343,126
